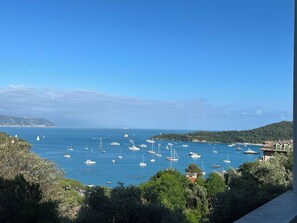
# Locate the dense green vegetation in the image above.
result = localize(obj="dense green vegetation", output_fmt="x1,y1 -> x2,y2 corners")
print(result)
152,121 -> 293,144
0,130 -> 293,223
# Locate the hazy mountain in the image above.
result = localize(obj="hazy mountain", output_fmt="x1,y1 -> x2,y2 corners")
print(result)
0,115 -> 55,127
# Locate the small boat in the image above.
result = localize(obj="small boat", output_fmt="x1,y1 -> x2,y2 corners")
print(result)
212,148 -> 218,153
150,159 -> 156,163
228,143 -> 236,147
243,148 -> 259,154
166,143 -> 173,150
182,144 -> 189,148
189,152 -> 201,158
223,154 -> 231,163
124,134 -> 128,138
139,155 -> 147,167
211,164 -> 221,168
64,154 -> 71,158
235,147 -> 242,151
202,161 -> 206,175
146,139 -> 155,143
106,182 -> 112,184
129,140 -> 140,151
118,149 -> 123,159
111,160 -> 116,163
68,144 -> 74,151
36,136 -> 40,141
155,144 -> 162,157
147,141 -> 156,154
140,144 -> 147,148
111,142 -> 120,146
84,159 -> 96,164
166,145 -> 178,161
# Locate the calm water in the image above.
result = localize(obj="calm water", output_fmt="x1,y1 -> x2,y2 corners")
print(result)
0,127 -> 261,187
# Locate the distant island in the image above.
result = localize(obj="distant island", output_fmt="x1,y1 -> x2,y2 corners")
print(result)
152,121 -> 293,144
0,114 -> 55,127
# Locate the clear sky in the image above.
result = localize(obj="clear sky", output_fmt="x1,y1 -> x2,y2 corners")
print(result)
0,0 -> 294,130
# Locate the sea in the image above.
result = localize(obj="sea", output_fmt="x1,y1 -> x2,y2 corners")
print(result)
0,127 -> 262,187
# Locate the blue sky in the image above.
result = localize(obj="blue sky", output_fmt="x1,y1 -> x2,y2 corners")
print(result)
0,0 -> 294,130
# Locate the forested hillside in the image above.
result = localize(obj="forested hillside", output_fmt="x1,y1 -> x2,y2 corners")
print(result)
152,121 -> 293,144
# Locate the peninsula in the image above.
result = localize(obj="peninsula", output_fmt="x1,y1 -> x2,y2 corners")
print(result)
0,114 -> 55,127
152,121 -> 293,144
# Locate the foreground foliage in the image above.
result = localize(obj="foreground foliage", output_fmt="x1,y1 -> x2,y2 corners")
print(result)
0,132 -> 293,223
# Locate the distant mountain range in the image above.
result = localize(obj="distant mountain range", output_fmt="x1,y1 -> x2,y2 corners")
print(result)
0,115 -> 55,127
152,121 -> 293,144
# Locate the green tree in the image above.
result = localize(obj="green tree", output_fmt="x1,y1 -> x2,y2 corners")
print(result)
0,175 -> 59,223
210,154 -> 293,223
185,164 -> 203,178
141,169 -> 188,210
206,172 -> 226,198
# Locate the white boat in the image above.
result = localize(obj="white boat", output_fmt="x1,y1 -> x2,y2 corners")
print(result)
228,143 -> 236,147
98,137 -> 103,148
140,144 -> 147,148
166,144 -> 178,161
129,140 -> 140,151
124,134 -> 128,138
84,159 -> 96,164
68,144 -> 74,151
182,144 -> 189,148
155,144 -> 162,157
147,141 -> 155,154
223,154 -> 231,163
212,148 -> 218,153
243,148 -> 259,154
139,155 -> 147,167
118,149 -> 123,159
146,139 -> 155,143
202,161 -> 206,175
166,143 -> 173,150
36,136 -> 40,141
189,152 -> 201,158
64,154 -> 71,158
235,147 -> 242,151
111,142 -> 120,146
150,159 -> 156,162
111,160 -> 116,163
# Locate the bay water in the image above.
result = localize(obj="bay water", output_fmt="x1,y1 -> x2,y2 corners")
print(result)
0,127 -> 261,187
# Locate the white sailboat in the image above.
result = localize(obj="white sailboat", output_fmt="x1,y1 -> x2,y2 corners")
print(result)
166,144 -> 178,161
155,144 -> 162,157
202,161 -> 206,175
36,136 -> 40,141
129,140 -> 140,151
64,154 -> 71,158
98,137 -> 106,153
223,154 -> 231,163
118,149 -> 123,159
147,141 -> 155,154
139,155 -> 147,167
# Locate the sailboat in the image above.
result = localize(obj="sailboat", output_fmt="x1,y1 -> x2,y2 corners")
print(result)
118,149 -> 123,159
139,155 -> 147,167
98,138 -> 106,153
223,154 -> 231,163
166,144 -> 178,161
36,136 -> 40,141
202,161 -> 206,175
129,140 -> 140,151
155,144 -> 162,157
212,147 -> 218,153
147,141 -> 155,154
